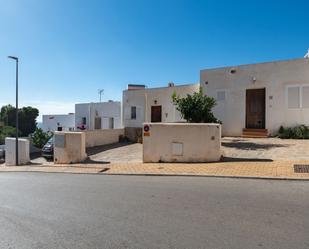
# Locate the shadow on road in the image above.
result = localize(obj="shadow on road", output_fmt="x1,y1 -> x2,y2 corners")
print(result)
221,156 -> 273,162
222,141 -> 289,150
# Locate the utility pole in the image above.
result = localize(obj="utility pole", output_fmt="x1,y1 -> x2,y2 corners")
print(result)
98,89 -> 104,103
8,56 -> 19,166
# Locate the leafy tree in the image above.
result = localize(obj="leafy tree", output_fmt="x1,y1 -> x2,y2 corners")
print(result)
0,105 -> 39,136
0,126 -> 18,145
31,128 -> 51,148
172,87 -> 220,123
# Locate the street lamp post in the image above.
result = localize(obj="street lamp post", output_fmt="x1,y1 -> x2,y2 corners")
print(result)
8,56 -> 19,166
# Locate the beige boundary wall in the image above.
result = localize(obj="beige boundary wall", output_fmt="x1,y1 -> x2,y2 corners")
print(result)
54,132 -> 87,164
84,129 -> 124,148
143,123 -> 222,163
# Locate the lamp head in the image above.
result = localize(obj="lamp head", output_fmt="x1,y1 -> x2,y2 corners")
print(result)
8,56 -> 18,61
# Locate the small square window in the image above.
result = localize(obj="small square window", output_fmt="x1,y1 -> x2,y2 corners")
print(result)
131,106 -> 137,120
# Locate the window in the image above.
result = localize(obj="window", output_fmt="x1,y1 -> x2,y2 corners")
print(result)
287,86 -> 300,109
216,90 -> 226,102
82,117 -> 87,125
109,117 -> 114,129
286,85 -> 309,109
131,106 -> 136,120
302,86 -> 309,108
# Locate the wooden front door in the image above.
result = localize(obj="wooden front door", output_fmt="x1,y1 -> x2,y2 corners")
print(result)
151,106 -> 162,122
246,89 -> 265,129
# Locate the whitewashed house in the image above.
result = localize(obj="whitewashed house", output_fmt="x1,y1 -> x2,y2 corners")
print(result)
42,113 -> 75,132
75,101 -> 121,130
201,57 -> 309,137
122,83 -> 200,128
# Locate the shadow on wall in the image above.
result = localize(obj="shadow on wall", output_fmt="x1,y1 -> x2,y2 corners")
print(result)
222,141 -> 290,150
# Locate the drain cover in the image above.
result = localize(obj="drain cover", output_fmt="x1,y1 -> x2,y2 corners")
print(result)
99,168 -> 110,173
294,164 -> 309,173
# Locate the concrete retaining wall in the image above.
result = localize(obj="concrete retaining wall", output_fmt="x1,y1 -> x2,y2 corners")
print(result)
84,129 -> 124,148
54,132 -> 87,164
143,123 -> 221,163
5,138 -> 30,166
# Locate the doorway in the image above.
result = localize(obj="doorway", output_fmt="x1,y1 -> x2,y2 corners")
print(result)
151,106 -> 162,122
246,88 -> 265,129
95,117 -> 102,130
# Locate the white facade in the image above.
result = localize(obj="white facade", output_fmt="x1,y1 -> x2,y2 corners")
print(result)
201,58 -> 309,136
42,113 -> 75,132
123,83 -> 200,128
75,101 -> 122,130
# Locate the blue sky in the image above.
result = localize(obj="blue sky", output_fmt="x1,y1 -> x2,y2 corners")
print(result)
1,0 -> 309,121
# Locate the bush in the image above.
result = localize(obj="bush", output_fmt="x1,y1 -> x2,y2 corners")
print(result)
0,126 -> 18,145
31,128 -> 52,148
172,87 -> 221,123
278,125 -> 309,139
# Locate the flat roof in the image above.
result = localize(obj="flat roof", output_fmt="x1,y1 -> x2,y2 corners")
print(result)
123,83 -> 199,92
200,57 -> 308,72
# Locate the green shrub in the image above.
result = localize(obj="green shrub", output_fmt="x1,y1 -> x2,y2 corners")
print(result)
0,126 -> 18,145
172,87 -> 221,123
278,125 -> 309,139
31,128 -> 52,148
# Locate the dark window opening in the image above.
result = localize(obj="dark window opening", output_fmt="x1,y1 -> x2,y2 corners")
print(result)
131,106 -> 136,120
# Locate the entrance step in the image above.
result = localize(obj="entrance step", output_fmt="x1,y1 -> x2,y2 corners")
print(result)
242,129 -> 268,138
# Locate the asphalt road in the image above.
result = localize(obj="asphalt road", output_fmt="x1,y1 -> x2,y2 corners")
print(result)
0,173 -> 308,249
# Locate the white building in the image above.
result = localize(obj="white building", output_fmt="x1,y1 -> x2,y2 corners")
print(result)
123,83 -> 200,128
75,101 -> 122,130
42,113 -> 75,132
201,57 -> 309,137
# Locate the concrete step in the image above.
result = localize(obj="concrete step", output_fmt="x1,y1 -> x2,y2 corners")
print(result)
241,134 -> 268,138
242,128 -> 268,138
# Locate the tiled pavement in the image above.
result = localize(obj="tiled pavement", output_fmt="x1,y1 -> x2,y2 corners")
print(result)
1,160 -> 309,180
1,138 -> 309,180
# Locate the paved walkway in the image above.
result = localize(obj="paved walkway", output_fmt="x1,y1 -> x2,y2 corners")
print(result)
222,137 -> 309,161
1,138 -> 309,180
1,160 -> 309,180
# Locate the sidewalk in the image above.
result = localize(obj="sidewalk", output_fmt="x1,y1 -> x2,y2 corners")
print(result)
1,160 -> 309,180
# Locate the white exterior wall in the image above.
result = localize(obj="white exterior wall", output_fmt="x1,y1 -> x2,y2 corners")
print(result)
143,123 -> 221,163
123,83 -> 200,128
42,114 -> 75,132
200,58 -> 309,136
75,101 -> 122,130
5,138 -> 30,166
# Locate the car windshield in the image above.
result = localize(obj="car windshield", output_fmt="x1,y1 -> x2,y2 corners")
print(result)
47,137 -> 54,144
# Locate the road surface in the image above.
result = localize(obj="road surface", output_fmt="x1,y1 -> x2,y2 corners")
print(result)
0,173 -> 308,249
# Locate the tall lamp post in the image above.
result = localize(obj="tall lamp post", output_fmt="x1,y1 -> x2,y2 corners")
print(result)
8,56 -> 19,166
